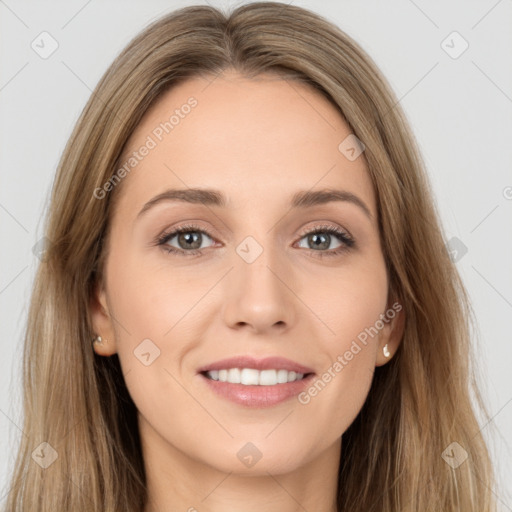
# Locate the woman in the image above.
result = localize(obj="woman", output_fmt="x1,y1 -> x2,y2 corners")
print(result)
3,2 -> 497,511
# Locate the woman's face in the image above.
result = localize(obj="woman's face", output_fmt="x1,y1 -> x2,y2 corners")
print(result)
91,69 -> 403,476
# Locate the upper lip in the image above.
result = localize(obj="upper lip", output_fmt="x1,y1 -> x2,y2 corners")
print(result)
197,356 -> 315,375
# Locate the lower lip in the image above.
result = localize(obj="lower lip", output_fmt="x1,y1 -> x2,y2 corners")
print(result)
199,372 -> 315,408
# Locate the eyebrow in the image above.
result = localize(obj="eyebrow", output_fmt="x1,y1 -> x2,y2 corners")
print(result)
136,187 -> 373,220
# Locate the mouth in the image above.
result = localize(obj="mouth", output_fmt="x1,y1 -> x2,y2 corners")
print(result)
197,355 -> 315,376
196,355 -> 316,408
200,368 -> 314,385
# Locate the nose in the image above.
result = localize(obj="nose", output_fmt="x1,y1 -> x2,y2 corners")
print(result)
222,242 -> 297,335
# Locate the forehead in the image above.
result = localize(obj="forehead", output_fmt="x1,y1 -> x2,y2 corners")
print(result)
113,70 -> 375,221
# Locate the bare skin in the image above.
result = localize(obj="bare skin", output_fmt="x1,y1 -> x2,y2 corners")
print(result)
90,69 -> 404,512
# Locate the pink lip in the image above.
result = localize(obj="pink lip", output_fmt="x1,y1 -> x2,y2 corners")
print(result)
199,373 -> 316,408
197,355 -> 315,374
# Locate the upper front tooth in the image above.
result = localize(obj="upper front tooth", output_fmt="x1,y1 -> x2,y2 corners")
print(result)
227,368 -> 241,384
240,368 -> 259,385
259,369 -> 277,385
208,368 -> 306,385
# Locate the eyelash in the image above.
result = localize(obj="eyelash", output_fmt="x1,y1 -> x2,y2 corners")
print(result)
154,222 -> 355,259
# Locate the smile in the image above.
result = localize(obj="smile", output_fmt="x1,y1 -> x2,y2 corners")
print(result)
203,368 -> 311,385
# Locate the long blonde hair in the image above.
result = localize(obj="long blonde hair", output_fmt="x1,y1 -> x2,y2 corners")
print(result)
3,3 -> 497,511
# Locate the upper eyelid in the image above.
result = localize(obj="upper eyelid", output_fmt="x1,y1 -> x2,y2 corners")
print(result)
301,223 -> 352,237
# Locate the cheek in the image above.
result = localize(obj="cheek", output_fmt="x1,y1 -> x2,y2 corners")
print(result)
105,251 -> 202,443
107,242 -> 205,336
104,246 -> 197,376
297,258 -> 387,428
303,254 -> 389,349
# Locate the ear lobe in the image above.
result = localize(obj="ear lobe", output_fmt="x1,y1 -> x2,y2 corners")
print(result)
375,301 -> 405,367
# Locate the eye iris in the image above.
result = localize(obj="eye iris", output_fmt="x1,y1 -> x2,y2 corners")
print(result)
178,231 -> 201,250
309,233 -> 330,250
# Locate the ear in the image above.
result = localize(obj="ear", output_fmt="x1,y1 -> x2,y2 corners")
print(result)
89,277 -> 118,356
375,298 -> 405,367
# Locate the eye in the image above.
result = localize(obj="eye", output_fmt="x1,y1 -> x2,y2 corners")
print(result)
295,224 -> 355,258
154,222 -> 355,258
156,223 -> 216,256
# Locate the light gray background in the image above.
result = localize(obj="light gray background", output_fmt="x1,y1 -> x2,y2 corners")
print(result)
1,0 -> 511,508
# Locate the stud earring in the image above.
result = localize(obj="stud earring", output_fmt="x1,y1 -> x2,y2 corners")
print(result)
93,335 -> 105,346
383,344 -> 390,358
